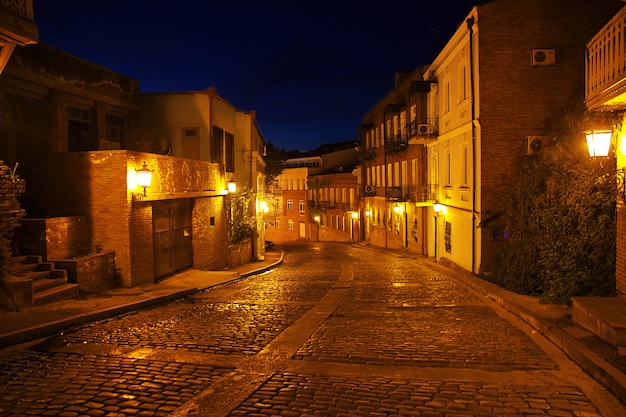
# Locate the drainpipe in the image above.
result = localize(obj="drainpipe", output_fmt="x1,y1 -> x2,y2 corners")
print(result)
467,16 -> 478,273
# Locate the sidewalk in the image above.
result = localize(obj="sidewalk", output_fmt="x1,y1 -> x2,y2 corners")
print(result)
1,245 -> 626,404
0,249 -> 284,349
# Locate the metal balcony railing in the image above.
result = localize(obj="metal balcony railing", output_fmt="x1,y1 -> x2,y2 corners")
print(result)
586,6 -> 626,109
408,118 -> 438,138
407,184 -> 438,202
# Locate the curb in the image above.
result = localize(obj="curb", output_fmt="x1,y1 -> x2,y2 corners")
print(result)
0,251 -> 285,349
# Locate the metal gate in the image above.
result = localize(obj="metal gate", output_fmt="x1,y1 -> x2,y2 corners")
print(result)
153,199 -> 193,279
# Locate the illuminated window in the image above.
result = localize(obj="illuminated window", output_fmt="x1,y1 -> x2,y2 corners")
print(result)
287,200 -> 293,210
299,200 -> 305,216
287,220 -> 294,231
275,219 -> 280,229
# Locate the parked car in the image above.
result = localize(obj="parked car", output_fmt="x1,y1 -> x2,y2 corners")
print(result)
265,240 -> 274,249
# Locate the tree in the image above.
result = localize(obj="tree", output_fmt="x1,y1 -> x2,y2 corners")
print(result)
492,109 -> 618,304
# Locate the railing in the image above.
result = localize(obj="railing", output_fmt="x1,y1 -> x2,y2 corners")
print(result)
407,184 -> 438,202
363,148 -> 376,160
0,0 -> 33,19
384,137 -> 408,153
385,186 -> 408,201
408,118 -> 438,138
586,6 -> 626,109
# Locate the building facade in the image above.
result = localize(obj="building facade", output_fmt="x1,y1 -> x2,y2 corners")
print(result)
360,69 -> 432,255
420,0 -> 622,274
0,43 -> 265,289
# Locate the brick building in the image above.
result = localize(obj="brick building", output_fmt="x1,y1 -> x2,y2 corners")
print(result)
360,69 -> 432,254
418,0 -> 623,274
0,43 -> 265,289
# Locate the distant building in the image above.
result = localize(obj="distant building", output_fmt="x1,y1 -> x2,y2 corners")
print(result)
265,145 -> 360,242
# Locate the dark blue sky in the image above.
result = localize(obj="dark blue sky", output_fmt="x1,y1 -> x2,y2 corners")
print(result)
32,0 -> 478,151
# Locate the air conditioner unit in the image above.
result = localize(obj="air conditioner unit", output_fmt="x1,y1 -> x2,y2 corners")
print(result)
417,123 -> 434,135
526,136 -> 544,155
531,49 -> 556,66
364,185 -> 376,195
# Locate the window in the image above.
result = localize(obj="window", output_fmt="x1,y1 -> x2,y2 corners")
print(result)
462,143 -> 469,187
287,200 -> 294,210
211,126 -> 224,164
445,150 -> 451,187
105,114 -> 127,149
225,132 -> 235,172
299,200 -> 305,216
276,219 -> 280,229
460,64 -> 468,102
287,220 -> 294,231
68,106 -> 93,152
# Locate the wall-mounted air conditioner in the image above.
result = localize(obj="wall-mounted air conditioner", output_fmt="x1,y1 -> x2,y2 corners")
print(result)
364,185 -> 376,195
526,136 -> 545,155
531,49 -> 556,66
417,124 -> 434,135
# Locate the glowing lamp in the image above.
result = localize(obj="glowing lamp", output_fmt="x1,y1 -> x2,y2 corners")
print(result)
314,215 -> 320,223
260,200 -> 269,213
136,162 -> 153,196
227,180 -> 237,193
585,129 -> 612,157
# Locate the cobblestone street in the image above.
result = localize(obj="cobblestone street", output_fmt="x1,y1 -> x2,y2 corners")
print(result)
1,242 -> 625,416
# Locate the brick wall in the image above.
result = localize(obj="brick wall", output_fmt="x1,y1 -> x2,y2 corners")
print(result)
192,196 -> 228,270
477,0 -> 623,273
617,204 -> 626,297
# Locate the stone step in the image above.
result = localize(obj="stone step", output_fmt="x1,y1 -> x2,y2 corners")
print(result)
572,296 -> 626,347
34,283 -> 80,306
32,277 -> 68,293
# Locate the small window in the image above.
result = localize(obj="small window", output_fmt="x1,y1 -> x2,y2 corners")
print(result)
287,220 -> 294,231
287,200 -> 294,211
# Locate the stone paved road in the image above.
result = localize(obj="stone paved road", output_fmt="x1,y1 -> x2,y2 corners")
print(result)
1,242 -> 625,416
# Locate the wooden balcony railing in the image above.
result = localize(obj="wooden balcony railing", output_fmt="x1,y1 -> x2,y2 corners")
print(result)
586,6 -> 626,110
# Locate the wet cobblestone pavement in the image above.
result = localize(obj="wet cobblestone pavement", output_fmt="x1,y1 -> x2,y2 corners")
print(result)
1,242 -> 626,416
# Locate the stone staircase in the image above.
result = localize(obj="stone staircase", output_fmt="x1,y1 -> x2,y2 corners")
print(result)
7,255 -> 80,306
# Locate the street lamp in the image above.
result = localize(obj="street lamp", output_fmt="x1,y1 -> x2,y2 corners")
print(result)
227,179 -> 237,194
136,162 -> 153,197
585,129 -> 613,158
584,128 -> 626,203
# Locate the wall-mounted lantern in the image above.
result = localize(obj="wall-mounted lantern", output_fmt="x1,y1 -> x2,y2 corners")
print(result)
585,129 -> 613,157
433,202 -> 446,216
583,127 -> 626,203
227,179 -> 237,194
136,162 -> 153,197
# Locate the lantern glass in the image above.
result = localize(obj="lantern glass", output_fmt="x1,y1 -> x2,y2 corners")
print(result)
136,163 -> 153,188
227,180 -> 237,193
585,129 -> 612,157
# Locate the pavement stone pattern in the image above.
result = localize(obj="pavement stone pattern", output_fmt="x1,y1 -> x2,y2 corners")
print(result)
0,349 -> 233,417
293,305 -> 558,370
0,242 -> 620,416
36,299 -> 312,355
229,372 -> 598,417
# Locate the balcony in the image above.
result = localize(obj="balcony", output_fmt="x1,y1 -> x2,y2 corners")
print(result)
384,136 -> 408,153
408,118 -> 438,144
407,184 -> 438,203
586,6 -> 626,110
385,186 -> 408,201
363,148 -> 376,160
0,0 -> 37,72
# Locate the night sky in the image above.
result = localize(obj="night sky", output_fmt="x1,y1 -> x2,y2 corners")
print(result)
32,0 -> 478,151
